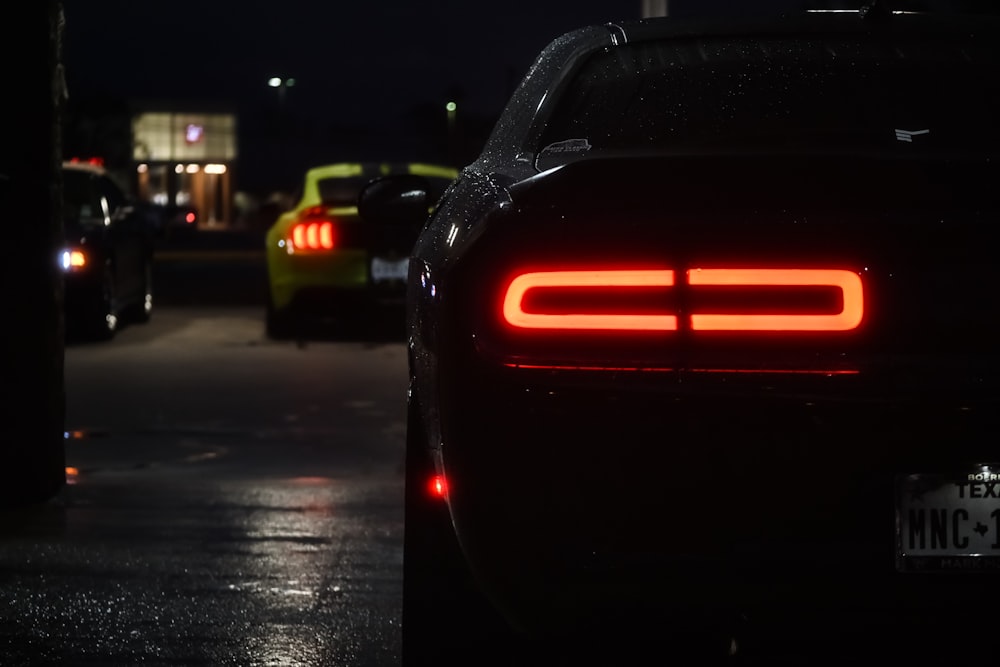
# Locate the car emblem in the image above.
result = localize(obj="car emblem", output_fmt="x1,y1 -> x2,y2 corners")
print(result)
894,128 -> 930,143
539,138 -> 592,156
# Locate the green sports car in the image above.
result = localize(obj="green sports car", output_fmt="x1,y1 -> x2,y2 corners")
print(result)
264,161 -> 457,338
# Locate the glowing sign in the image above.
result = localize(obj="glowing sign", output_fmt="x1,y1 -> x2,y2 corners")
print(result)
184,124 -> 205,145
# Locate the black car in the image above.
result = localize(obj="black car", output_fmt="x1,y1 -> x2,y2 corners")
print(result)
139,200 -> 200,241
61,161 -> 154,340
358,7 -> 1000,666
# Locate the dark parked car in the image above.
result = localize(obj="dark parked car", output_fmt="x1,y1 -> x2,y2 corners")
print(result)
358,8 -> 1000,665
139,200 -> 200,241
61,160 -> 154,340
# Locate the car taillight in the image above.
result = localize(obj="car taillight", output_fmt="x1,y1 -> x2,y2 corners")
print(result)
289,206 -> 336,251
687,268 -> 864,332
502,267 -> 864,333
185,212 -> 196,224
502,270 -> 677,331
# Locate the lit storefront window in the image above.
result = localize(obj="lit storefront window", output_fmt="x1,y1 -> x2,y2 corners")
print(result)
132,113 -> 236,162
132,111 -> 237,227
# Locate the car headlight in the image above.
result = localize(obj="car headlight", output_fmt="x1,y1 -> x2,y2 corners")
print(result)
60,248 -> 88,272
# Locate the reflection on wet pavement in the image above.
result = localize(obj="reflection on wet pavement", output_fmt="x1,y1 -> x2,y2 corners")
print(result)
0,473 -> 403,665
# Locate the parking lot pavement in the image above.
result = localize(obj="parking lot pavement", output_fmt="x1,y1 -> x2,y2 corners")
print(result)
152,227 -> 268,307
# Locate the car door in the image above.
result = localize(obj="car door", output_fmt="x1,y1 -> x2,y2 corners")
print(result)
99,175 -> 144,306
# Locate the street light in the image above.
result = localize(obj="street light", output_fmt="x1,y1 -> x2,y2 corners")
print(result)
446,101 -> 457,164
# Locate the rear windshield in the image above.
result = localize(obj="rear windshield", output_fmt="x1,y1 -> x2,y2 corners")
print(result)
62,169 -> 100,220
317,176 -> 369,207
63,170 -> 90,207
318,174 -> 455,208
537,33 -> 1000,168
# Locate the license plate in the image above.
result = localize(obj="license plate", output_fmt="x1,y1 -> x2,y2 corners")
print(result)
371,256 -> 409,283
895,465 -> 1000,572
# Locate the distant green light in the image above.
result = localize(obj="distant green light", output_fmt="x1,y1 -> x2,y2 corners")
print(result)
445,101 -> 457,112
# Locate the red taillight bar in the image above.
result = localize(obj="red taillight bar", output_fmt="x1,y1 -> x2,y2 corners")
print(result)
501,268 -> 864,333
502,270 -> 678,331
688,268 -> 864,331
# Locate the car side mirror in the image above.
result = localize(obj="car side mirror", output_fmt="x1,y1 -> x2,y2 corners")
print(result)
358,174 -> 431,227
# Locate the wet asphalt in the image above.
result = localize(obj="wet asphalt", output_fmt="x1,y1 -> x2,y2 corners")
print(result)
0,230 -> 407,666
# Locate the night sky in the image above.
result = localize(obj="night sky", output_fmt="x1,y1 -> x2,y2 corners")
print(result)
62,1 -> 790,113
53,0 -> 863,192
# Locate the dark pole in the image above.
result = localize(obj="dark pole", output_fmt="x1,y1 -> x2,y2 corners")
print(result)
0,0 -> 67,506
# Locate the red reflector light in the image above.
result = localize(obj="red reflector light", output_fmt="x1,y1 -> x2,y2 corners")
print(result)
185,212 -> 196,224
291,221 -> 335,250
428,474 -> 448,499
503,270 -> 678,331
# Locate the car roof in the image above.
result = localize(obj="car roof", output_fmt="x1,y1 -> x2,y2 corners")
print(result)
611,7 -> 1000,42
302,162 -> 457,183
62,160 -> 108,176
474,7 -> 1000,174
295,161 -> 458,209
